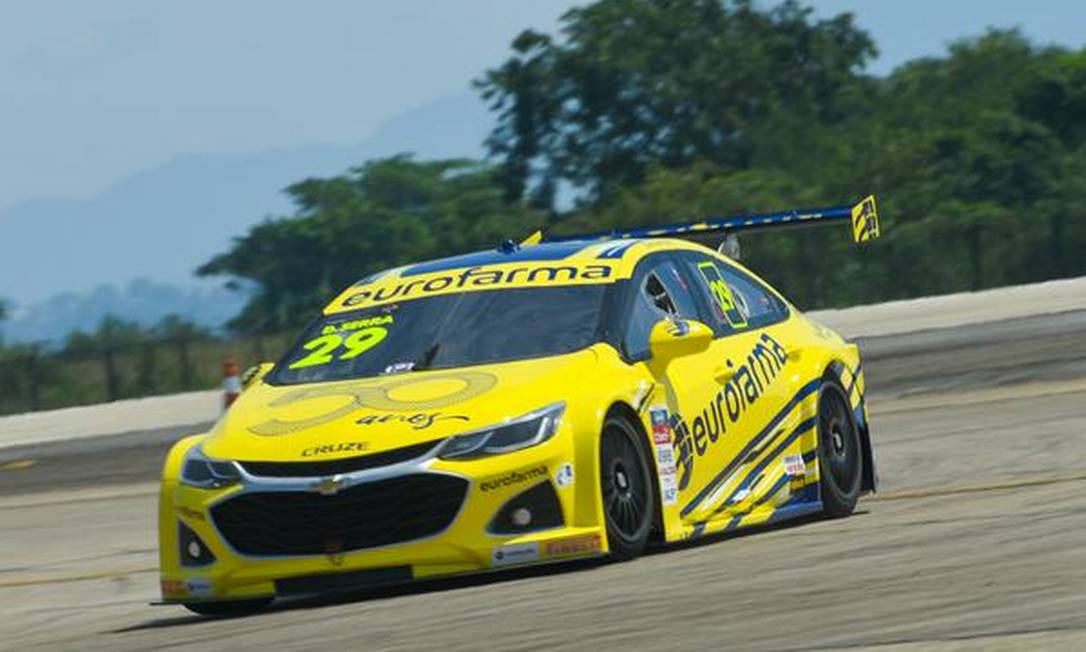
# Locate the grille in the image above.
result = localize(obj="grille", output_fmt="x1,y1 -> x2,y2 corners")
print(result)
237,440 -> 439,478
211,474 -> 467,556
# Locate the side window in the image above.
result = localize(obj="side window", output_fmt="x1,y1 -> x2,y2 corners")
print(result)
686,254 -> 789,334
622,258 -> 700,360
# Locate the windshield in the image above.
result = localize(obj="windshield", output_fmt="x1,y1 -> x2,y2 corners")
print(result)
270,285 -> 610,385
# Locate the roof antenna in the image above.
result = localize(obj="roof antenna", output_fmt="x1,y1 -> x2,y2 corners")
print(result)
718,233 -> 741,260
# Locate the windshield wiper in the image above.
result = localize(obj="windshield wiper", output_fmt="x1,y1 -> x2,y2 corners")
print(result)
413,342 -> 440,371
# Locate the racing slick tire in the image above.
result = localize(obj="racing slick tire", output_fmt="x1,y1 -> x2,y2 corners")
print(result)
817,379 -> 864,518
183,598 -> 273,617
599,414 -> 655,560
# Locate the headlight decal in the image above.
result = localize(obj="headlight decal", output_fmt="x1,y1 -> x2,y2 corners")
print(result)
180,447 -> 242,489
437,402 -> 565,460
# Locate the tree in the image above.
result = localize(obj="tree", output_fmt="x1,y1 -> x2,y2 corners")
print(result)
66,316 -> 145,402
155,314 -> 213,389
195,8 -> 1086,325
199,156 -> 545,331
476,0 -> 876,205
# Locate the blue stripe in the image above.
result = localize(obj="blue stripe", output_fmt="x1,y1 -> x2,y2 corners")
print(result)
400,241 -> 588,276
680,378 -> 821,518
764,501 -> 823,526
722,473 -> 793,532
847,363 -> 862,398
702,416 -> 817,524
787,482 -> 820,505
596,241 -> 638,259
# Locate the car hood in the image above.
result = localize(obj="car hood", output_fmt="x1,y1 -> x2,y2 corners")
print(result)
200,348 -> 602,462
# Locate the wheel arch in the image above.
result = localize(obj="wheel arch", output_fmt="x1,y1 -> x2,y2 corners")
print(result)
603,401 -> 666,544
823,360 -> 876,494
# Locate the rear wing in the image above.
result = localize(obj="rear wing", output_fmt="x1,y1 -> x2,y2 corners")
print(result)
535,195 -> 880,248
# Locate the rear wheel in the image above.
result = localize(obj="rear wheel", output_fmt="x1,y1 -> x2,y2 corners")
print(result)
599,415 -> 654,560
817,379 -> 863,518
183,598 -> 273,617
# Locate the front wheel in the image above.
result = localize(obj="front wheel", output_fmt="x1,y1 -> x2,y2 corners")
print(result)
183,598 -> 273,617
817,379 -> 863,518
599,415 -> 655,560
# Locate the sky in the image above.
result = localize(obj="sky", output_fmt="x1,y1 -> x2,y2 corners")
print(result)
1,0 -> 1084,224
0,1 -> 580,211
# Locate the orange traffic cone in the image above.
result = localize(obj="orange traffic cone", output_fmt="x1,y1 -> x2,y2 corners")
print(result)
222,360 -> 242,411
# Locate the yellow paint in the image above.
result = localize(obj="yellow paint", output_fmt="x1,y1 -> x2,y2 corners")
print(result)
851,195 -> 880,243
1,459 -> 36,471
159,237 -> 869,604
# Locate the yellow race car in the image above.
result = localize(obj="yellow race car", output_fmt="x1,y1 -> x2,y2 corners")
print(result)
159,198 -> 881,615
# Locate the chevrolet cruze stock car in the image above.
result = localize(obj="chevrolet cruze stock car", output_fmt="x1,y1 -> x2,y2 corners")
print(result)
159,197 -> 882,615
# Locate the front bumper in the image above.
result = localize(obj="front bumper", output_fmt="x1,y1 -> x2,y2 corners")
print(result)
158,435 -> 605,603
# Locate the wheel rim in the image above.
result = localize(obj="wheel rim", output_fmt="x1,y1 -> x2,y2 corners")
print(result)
600,424 -> 650,541
818,386 -> 860,494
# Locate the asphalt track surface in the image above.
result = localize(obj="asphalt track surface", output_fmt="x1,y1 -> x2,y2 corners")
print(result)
2,311 -> 1085,650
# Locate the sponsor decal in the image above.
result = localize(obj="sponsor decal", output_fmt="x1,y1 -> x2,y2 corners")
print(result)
651,405 -> 673,445
185,578 -> 214,598
544,533 -> 602,558
656,446 -> 678,507
555,463 -> 575,488
301,441 -> 369,457
355,412 -> 469,430
383,361 -> 415,374
672,333 -> 789,491
697,262 -> 749,328
649,405 -> 678,506
480,466 -> 548,492
343,264 -> 615,308
783,454 -> 806,477
491,542 -> 539,567
321,314 -> 394,334
785,453 -> 808,492
160,579 -> 185,598
250,371 -> 497,436
289,318 -> 393,370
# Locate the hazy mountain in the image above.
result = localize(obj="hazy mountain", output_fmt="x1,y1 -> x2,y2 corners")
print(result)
0,279 -> 253,345
0,91 -> 492,306
0,92 -> 493,343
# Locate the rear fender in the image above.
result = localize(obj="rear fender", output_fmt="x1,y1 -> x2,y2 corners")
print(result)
826,358 -> 877,494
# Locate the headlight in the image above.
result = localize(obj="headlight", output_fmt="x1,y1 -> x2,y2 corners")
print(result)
437,402 -> 565,460
180,447 -> 241,489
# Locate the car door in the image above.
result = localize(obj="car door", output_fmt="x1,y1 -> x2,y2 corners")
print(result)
618,254 -> 726,500
670,251 -> 807,530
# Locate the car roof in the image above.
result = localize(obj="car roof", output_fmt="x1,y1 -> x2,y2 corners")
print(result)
323,237 -> 711,314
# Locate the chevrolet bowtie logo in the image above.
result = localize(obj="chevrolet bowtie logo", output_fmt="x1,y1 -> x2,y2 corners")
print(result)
311,474 -> 348,496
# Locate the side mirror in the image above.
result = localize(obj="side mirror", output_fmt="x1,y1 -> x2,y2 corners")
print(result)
241,362 -> 275,390
648,319 -> 714,361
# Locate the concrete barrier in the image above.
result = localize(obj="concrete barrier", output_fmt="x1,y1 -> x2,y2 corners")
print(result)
2,275 -> 1084,450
